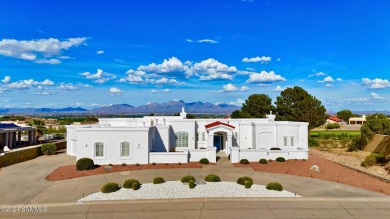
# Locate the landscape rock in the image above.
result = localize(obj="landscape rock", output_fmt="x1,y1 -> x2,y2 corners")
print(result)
310,165 -> 320,172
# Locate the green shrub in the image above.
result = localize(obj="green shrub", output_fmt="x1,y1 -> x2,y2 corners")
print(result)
178,162 -> 182,165
108,163 -> 113,166
41,143 -> 57,155
275,157 -> 286,162
362,152 -> 386,167
239,159 -> 249,164
135,163 -> 140,166
123,179 -> 141,189
237,176 -> 253,185
76,157 -> 95,171
244,180 -> 252,189
347,135 -> 364,152
152,162 -> 156,165
189,180 -> 195,189
153,176 -> 165,184
266,182 -> 283,191
122,163 -> 127,166
308,137 -> 319,147
325,123 -> 340,129
101,182 -> 119,193
259,159 -> 268,164
181,175 -> 196,183
204,174 -> 221,182
199,158 -> 209,164
132,182 -> 140,190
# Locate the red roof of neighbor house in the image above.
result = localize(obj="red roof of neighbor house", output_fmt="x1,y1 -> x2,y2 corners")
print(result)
205,121 -> 235,129
328,116 -> 343,122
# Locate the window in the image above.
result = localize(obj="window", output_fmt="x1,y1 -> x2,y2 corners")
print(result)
283,136 -> 295,147
120,142 -> 130,157
176,132 -> 189,147
283,137 -> 288,147
95,142 -> 104,157
290,137 -> 294,147
201,132 -> 206,141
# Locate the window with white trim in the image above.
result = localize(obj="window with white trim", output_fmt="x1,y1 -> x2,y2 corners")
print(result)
201,132 -> 206,141
176,132 -> 189,147
120,142 -> 130,157
95,142 -> 104,157
283,137 -> 288,147
290,137 -> 294,147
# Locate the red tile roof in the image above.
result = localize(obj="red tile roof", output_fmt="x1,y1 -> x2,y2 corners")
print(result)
328,116 -> 343,122
205,121 -> 235,129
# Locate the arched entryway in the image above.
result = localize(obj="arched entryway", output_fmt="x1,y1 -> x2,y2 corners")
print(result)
205,121 -> 235,154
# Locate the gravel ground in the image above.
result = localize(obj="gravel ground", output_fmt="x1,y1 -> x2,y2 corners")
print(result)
78,181 -> 300,202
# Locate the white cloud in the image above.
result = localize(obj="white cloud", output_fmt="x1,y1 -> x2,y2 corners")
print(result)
319,76 -> 335,83
276,58 -> 281,62
0,37 -> 87,61
242,56 -> 271,63
309,72 -> 326,77
137,56 -> 190,76
362,78 -> 390,89
34,58 -> 61,64
185,39 -> 193,43
80,69 -> 116,84
197,39 -> 218,43
192,58 -> 238,80
246,71 -> 286,83
109,87 -> 122,96
371,92 -> 384,99
336,78 -> 342,81
58,83 -> 78,90
97,50 -> 104,54
151,89 -> 170,93
240,86 -> 250,91
33,91 -> 56,95
8,79 -> 54,89
218,83 -> 238,93
155,78 -> 179,85
58,56 -> 72,59
325,84 -> 333,87
275,85 -> 284,92
1,76 -> 11,83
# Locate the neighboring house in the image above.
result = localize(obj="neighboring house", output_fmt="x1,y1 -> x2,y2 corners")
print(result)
66,108 -> 309,164
349,115 -> 366,125
326,116 -> 343,124
0,123 -> 37,152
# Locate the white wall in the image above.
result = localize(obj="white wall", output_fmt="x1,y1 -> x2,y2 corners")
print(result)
149,151 -> 188,163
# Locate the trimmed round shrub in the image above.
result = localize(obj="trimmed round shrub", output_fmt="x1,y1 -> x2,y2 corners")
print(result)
237,176 -> 253,185
181,175 -> 196,183
76,157 -> 95,171
244,180 -> 252,189
189,180 -> 195,189
239,159 -> 249,164
259,159 -> 268,164
152,162 -> 156,165
123,179 -> 141,189
135,163 -> 140,166
199,158 -> 209,164
101,182 -> 119,193
132,182 -> 140,190
204,174 -> 221,182
41,143 -> 57,155
275,157 -> 286,162
153,176 -> 165,184
266,182 -> 283,191
122,163 -> 127,166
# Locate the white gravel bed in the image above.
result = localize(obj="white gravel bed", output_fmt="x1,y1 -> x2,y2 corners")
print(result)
79,181 -> 301,202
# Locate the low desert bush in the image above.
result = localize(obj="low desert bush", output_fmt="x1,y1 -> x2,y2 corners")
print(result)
189,180 -> 195,189
199,158 -> 209,164
76,157 -> 95,171
275,157 -> 286,162
122,163 -> 127,166
244,180 -> 252,189
101,182 -> 119,193
239,159 -> 249,164
308,137 -> 319,147
135,163 -> 140,166
362,152 -> 386,167
41,143 -> 57,155
325,123 -> 340,129
237,176 -> 253,186
153,176 -> 165,184
266,182 -> 283,191
347,135 -> 364,152
132,182 -> 140,190
181,175 -> 196,183
205,174 -> 221,182
152,162 -> 156,165
259,159 -> 268,164
123,179 -> 141,189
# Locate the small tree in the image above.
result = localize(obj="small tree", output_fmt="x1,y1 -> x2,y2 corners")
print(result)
241,94 -> 276,118
336,109 -> 355,122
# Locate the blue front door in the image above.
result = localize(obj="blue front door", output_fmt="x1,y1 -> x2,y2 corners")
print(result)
214,135 -> 222,150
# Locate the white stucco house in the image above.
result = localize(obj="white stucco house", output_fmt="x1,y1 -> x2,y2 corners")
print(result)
66,108 -> 309,164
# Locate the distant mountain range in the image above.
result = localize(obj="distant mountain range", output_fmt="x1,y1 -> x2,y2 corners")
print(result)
0,101 -> 240,115
327,110 -> 390,116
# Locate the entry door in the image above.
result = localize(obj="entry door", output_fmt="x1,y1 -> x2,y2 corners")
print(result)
214,135 -> 222,150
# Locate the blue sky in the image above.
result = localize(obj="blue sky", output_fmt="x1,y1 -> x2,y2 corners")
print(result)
0,0 -> 389,111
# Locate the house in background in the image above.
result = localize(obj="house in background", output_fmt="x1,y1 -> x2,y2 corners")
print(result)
326,116 -> 344,124
0,123 -> 37,152
349,115 -> 366,125
66,108 -> 309,164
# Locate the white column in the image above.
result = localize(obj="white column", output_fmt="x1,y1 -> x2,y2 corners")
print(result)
5,132 -> 9,147
227,133 -> 232,153
207,134 -> 214,148
9,132 -> 13,149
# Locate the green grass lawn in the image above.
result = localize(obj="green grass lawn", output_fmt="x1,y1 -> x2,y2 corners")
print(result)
310,130 -> 361,138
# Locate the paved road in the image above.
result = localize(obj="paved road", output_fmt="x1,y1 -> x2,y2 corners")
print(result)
0,151 -> 389,218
